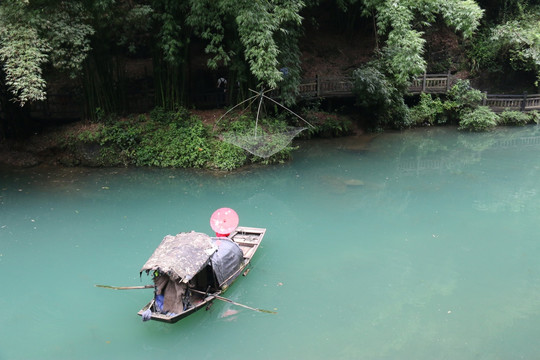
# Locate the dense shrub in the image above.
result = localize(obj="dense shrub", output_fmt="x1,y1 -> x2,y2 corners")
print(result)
209,140 -> 248,171
527,110 -> 540,124
301,111 -> 352,138
409,93 -> 446,125
69,112 -> 215,168
100,121 -> 143,150
137,118 -> 212,168
458,106 -> 498,131
466,30 -> 503,76
69,107 -> 310,170
497,110 -> 531,126
352,65 -> 410,130
445,80 -> 485,120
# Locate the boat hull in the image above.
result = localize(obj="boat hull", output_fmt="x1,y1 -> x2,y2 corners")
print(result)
138,226 -> 265,323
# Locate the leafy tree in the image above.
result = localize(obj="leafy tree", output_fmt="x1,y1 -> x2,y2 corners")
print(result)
188,0 -> 305,95
445,79 -> 485,114
0,1 -> 51,106
352,64 -> 410,129
490,6 -> 540,86
343,0 -> 483,129
458,105 -> 498,131
360,0 -> 484,86
409,93 -> 445,125
1,0 -> 489,139
234,0 -> 303,89
442,79 -> 485,124
0,0 -> 94,106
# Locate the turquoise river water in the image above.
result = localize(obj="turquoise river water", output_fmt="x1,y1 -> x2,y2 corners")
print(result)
1,126 -> 540,359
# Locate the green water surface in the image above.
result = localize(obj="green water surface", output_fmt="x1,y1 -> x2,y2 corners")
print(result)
1,126 -> 539,359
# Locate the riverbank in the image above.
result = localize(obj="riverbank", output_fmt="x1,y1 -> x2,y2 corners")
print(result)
0,108 -> 356,169
2,100 -> 538,169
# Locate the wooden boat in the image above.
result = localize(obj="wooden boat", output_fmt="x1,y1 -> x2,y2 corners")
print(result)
137,226 -> 266,323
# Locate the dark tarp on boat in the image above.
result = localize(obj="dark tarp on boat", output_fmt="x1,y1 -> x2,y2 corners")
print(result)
140,231 -> 244,286
210,237 -> 244,286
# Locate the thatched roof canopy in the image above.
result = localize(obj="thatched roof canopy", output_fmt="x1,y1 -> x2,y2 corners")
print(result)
140,231 -> 218,282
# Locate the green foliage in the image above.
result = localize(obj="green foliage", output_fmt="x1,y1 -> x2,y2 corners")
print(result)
234,1 -> 304,89
490,7 -> 540,85
65,109 -> 216,168
302,111 -> 353,138
352,65 -> 394,108
0,1 -> 49,106
0,0 -> 96,105
527,110 -> 540,124
458,106 -> 498,131
186,0 -> 230,69
409,93 -> 445,125
210,140 -> 248,171
66,108 -> 302,170
479,0 -> 531,22
254,144 -> 296,165
117,5 -> 154,54
100,120 -> 143,151
94,107 -> 119,124
188,0 -> 304,90
467,4 -> 539,87
375,1 -> 425,86
361,0 -> 483,86
408,80 -> 486,127
436,0 -> 484,38
497,110 -> 532,126
152,1 -> 188,65
135,118 -> 211,168
352,65 -> 411,129
151,1 -> 191,109
42,2 -> 94,78
467,30 -> 504,75
75,128 -> 101,143
1,0 -> 485,113
216,113 -> 255,134
0,26 -> 49,106
410,81 -> 537,129
381,28 -> 426,87
444,79 -> 485,120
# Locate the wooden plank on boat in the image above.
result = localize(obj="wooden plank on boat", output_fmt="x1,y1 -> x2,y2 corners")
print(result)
231,227 -> 264,261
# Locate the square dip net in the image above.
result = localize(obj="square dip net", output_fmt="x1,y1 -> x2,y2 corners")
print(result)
216,89 -> 313,159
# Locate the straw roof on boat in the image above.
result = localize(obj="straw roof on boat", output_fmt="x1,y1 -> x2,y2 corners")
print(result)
140,231 -> 218,283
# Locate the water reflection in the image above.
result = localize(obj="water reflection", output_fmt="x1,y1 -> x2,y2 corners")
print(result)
374,126 -> 540,214
394,126 -> 540,176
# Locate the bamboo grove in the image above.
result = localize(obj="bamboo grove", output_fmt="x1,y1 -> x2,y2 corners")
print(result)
0,0 -> 538,135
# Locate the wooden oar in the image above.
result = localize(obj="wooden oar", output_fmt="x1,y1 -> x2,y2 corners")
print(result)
190,289 -> 276,314
95,284 -> 154,290
95,284 -> 276,314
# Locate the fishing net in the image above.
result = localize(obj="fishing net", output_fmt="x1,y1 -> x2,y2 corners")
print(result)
216,89 -> 313,158
222,126 -> 306,158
